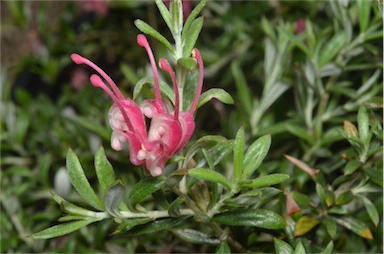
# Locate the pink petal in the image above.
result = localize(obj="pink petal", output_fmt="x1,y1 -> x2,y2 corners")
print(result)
147,113 -> 182,156
141,99 -> 166,118
175,112 -> 195,152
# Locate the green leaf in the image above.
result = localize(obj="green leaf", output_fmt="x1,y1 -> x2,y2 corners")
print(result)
104,181 -> 125,217
123,217 -> 187,236
233,128 -> 245,180
279,28 -> 309,55
51,192 -> 97,216
318,32 -> 347,67
357,0 -> 371,33
95,147 -> 115,193
294,240 -> 306,254
323,216 -> 336,239
316,184 -> 327,208
216,241 -> 231,254
183,0 -> 207,40
334,216 -> 373,240
274,238 -> 293,254
182,17 -> 204,57
134,19 -> 175,55
170,0 -> 183,36
261,16 -> 276,41
294,216 -> 320,237
113,217 -> 154,234
357,106 -> 370,145
188,168 -> 231,190
322,241 -> 334,254
154,0 -> 173,34
213,209 -> 285,229
67,116 -> 110,140
172,229 -> 220,245
32,218 -> 101,239
133,76 -> 174,104
242,135 -> 271,178
177,57 -> 197,70
241,174 -> 290,189
129,177 -> 165,208
344,160 -> 362,175
197,88 -> 234,109
286,124 -> 313,145
360,195 -> 379,226
231,62 -> 253,116
66,149 -> 103,211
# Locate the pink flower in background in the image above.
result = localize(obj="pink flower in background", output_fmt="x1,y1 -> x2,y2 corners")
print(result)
77,0 -> 109,16
295,19 -> 306,35
70,68 -> 89,91
164,0 -> 192,21
71,34 -> 204,176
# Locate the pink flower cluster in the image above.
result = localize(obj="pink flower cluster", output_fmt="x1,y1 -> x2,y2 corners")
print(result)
71,35 -> 203,176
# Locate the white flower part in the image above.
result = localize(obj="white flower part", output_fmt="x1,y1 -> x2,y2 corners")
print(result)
141,103 -> 155,118
108,106 -> 128,131
137,149 -> 147,160
111,130 -> 127,151
150,166 -> 162,176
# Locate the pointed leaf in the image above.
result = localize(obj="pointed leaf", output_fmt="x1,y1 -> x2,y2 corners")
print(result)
154,0 -> 173,34
66,149 -> 103,211
241,174 -> 290,189
360,195 -> 379,226
123,217 -> 187,236
182,17 -> 204,57
233,128 -> 245,180
322,241 -> 334,254
357,106 -> 369,144
323,216 -> 336,239
334,216 -> 373,240
95,147 -> 115,193
357,0 -> 371,33
183,0 -> 207,39
213,209 -> 285,229
134,19 -> 175,55
32,218 -> 101,239
173,229 -> 220,245
274,238 -> 293,254
242,135 -> 271,178
129,177 -> 165,208
294,240 -> 306,254
216,241 -> 231,254
231,62 -> 253,115
319,31 -> 347,66
294,216 -> 320,237
188,168 -> 231,190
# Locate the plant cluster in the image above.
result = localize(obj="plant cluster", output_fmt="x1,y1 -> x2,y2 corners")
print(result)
1,0 -> 382,253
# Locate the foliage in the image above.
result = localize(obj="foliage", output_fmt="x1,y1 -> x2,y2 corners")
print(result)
1,0 -> 382,253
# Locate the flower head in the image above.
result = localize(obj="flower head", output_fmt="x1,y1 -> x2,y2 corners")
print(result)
71,35 -> 204,176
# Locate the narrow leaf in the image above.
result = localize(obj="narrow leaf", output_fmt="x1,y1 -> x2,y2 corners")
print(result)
357,106 -> 369,144
241,174 -> 290,189
360,195 -> 379,226
32,218 -> 100,239
129,177 -> 165,208
216,241 -> 231,254
197,88 -> 234,109
231,62 -> 253,116
357,0 -> 371,33
213,209 -> 285,229
233,128 -> 245,180
66,149 -> 103,211
183,0 -> 207,40
242,135 -> 271,178
177,57 -> 197,70
319,32 -> 347,66
188,168 -> 231,190
95,147 -> 115,193
183,17 -> 203,57
123,217 -> 186,236
134,19 -> 175,55
154,0 -> 173,33
294,240 -> 306,254
334,216 -> 373,240
173,229 -> 220,245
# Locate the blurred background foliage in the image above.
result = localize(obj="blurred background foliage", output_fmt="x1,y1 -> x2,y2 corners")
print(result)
1,0 -> 382,253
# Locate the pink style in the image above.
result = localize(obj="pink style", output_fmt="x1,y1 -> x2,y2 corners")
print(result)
71,34 -> 204,176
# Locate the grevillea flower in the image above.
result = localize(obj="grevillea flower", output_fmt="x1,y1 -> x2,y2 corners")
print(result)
71,34 -> 203,176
